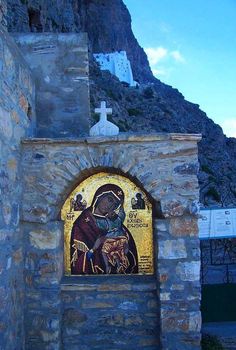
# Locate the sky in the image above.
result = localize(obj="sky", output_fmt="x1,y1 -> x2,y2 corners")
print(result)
123,0 -> 236,138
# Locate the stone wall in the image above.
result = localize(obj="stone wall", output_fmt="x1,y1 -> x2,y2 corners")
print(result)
13,32 -> 90,138
21,133 -> 201,350
0,24 -> 35,349
201,238 -> 236,284
61,277 -> 159,350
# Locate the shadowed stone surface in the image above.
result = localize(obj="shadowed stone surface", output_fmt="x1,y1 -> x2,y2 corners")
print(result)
0,22 -> 35,350
13,32 -> 90,138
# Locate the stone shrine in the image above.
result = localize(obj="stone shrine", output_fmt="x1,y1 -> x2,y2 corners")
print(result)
0,12 -> 202,350
90,101 -> 119,136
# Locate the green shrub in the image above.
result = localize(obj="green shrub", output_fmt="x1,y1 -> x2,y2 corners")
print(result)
91,112 -> 99,123
121,81 -> 130,88
105,89 -> 121,101
201,334 -> 225,350
127,108 -> 142,116
117,119 -> 129,132
206,187 -> 221,202
202,165 -> 214,175
125,96 -> 132,102
143,87 -> 154,99
208,175 -> 216,183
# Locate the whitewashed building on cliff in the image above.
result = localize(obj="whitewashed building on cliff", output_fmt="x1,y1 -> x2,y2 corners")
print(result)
93,51 -> 138,87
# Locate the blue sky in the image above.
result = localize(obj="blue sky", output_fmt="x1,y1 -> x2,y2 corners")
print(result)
123,0 -> 236,138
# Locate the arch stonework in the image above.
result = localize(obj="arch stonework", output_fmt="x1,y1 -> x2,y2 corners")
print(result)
21,133 -> 201,350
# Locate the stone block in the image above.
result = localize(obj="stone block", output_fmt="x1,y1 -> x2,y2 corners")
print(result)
40,330 -> 59,342
154,220 -> 168,232
97,314 -> 124,327
131,283 -> 157,291
63,309 -> 87,326
19,93 -> 29,113
158,239 -> 187,259
124,315 -> 143,326
159,273 -> 169,283
147,299 -> 158,310
170,284 -> 184,291
0,106 -> 13,139
81,301 -> 114,309
97,283 -> 132,292
29,227 -> 61,250
173,162 -> 199,175
13,123 -> 27,141
118,301 -> 138,311
160,292 -> 171,301
189,311 -> 201,332
170,216 -> 198,237
2,201 -> 11,225
138,337 -> 160,347
161,198 -> 186,217
176,261 -> 200,281
162,313 -> 189,333
13,248 -> 23,265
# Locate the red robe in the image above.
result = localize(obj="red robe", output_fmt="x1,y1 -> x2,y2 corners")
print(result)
70,208 -> 138,275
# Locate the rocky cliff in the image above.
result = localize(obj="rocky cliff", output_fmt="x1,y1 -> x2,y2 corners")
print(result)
6,0 -> 236,207
7,0 -> 153,82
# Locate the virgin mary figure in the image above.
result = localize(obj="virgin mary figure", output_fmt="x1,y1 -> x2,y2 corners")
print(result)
70,183 -> 138,275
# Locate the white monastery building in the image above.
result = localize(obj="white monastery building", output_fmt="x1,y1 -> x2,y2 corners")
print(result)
93,51 -> 138,87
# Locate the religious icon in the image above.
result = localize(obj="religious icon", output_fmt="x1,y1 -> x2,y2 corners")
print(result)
62,173 -> 154,276
131,193 -> 146,210
70,193 -> 87,212
70,184 -> 138,274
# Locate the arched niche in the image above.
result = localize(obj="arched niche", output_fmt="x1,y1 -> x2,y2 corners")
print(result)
61,171 -> 154,276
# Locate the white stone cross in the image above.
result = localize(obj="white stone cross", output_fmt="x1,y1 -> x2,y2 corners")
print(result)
89,101 -> 119,137
95,101 -> 112,122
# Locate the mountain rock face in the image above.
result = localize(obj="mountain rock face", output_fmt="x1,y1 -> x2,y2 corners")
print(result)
89,63 -> 236,207
6,0 -> 236,207
7,0 -> 153,82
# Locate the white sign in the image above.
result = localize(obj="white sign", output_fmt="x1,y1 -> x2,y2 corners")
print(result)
199,208 -> 236,239
232,208 -> 236,232
211,209 -> 234,238
198,210 -> 211,239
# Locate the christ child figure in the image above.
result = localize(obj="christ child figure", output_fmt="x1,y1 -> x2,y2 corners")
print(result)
93,192 -> 129,274
102,207 -> 129,273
